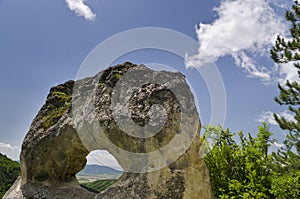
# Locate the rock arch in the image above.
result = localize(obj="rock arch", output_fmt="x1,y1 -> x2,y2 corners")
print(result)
4,63 -> 213,199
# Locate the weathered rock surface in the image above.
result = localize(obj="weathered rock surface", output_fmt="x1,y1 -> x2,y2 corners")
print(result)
4,62 -> 213,199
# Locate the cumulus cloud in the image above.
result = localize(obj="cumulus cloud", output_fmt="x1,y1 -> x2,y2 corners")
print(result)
232,52 -> 273,81
0,143 -> 20,161
257,111 -> 277,125
65,0 -> 96,20
279,62 -> 300,83
185,0 -> 288,82
257,110 -> 296,125
0,143 -> 18,150
86,150 -> 123,170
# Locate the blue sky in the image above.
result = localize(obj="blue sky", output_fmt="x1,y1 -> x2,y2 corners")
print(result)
0,0 -> 297,169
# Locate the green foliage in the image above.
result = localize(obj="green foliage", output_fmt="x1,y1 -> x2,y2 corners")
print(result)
271,1 -> 300,140
271,1 -> 300,148
270,170 -> 300,199
270,2 -> 300,197
80,179 -> 117,193
202,125 -> 239,197
205,3 -> 300,197
0,153 -> 20,198
204,123 -> 300,198
204,3 -> 300,198
203,124 -> 276,198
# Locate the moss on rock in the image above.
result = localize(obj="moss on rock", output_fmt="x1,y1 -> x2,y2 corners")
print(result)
39,81 -> 73,130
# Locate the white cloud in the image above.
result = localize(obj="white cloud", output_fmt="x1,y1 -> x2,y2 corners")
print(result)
65,0 -> 96,20
86,150 -> 123,170
185,0 -> 287,82
279,62 -> 300,83
279,109 -> 297,122
257,111 -> 277,125
0,143 -> 18,150
272,141 -> 284,148
0,143 -> 20,161
257,110 -> 296,125
269,0 -> 294,9
232,52 -> 272,81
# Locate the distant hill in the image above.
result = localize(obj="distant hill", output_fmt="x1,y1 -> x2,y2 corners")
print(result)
77,165 -> 121,190
78,164 -> 122,176
0,153 -> 20,198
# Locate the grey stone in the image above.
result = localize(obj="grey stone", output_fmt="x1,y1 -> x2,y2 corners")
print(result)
4,62 -> 213,199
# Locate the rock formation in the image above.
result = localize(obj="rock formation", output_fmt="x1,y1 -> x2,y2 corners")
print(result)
4,62 -> 213,199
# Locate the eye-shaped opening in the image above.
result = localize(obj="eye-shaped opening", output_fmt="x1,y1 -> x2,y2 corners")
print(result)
76,150 -> 123,193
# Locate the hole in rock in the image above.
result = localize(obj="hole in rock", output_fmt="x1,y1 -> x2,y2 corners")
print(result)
76,150 -> 123,193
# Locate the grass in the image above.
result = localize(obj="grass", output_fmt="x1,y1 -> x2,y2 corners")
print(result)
80,179 -> 117,193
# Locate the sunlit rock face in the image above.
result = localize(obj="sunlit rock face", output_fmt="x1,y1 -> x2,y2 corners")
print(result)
4,62 -> 213,199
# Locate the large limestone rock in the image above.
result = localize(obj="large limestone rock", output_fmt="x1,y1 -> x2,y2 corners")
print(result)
4,62 -> 213,199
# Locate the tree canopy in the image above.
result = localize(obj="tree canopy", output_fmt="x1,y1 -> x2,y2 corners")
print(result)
204,2 -> 300,198
0,153 -> 20,198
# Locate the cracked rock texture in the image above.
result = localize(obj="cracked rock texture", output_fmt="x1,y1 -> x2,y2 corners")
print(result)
4,62 -> 213,199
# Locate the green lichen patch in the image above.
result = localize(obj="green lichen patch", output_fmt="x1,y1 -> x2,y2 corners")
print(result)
113,73 -> 122,79
42,106 -> 69,130
40,82 -> 73,130
52,91 -> 72,104
97,82 -> 105,87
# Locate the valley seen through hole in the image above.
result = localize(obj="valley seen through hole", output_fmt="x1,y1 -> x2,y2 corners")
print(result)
76,150 -> 123,193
